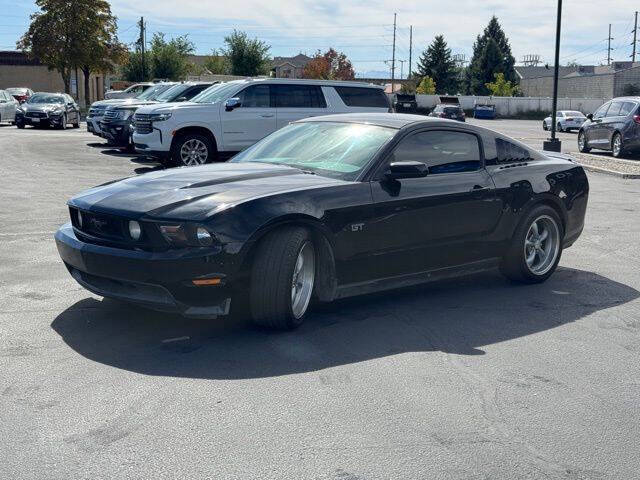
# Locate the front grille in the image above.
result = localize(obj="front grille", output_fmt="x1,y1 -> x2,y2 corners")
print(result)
102,109 -> 120,123
133,113 -> 153,134
26,111 -> 47,118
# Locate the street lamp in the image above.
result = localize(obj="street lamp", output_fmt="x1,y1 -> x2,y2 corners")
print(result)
543,0 -> 563,152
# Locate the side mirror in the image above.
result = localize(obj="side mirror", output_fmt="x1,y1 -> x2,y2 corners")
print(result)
586,113 -> 593,121
385,161 -> 428,180
225,97 -> 241,111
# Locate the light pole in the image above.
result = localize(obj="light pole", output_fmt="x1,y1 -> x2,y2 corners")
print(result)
544,0 -> 563,152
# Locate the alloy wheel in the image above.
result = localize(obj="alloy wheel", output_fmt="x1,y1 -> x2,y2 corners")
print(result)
523,215 -> 560,276
578,132 -> 586,151
179,139 -> 209,166
612,134 -> 622,157
290,242 -> 315,319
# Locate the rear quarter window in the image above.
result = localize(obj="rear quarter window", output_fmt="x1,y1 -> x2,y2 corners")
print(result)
495,138 -> 532,164
334,87 -> 389,108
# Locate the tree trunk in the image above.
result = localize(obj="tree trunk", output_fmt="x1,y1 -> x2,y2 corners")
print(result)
60,69 -> 71,94
82,66 -> 91,108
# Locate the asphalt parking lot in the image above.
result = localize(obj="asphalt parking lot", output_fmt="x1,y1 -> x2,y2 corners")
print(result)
1,121 -> 640,479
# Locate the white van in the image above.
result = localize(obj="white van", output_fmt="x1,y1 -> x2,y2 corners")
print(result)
131,78 -> 391,166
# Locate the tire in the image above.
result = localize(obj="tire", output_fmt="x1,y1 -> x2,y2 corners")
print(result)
557,122 -> 563,133
542,121 -> 548,131
249,227 -> 316,330
72,118 -> 80,128
58,114 -> 67,130
500,205 -> 564,284
577,130 -> 591,153
611,132 -> 624,158
16,121 -> 24,129
170,133 -> 215,167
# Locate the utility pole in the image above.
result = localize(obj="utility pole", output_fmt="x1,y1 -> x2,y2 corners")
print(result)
138,16 -> 146,81
408,25 -> 413,79
607,24 -> 613,65
543,0 -> 563,152
632,11 -> 638,62
397,60 -> 407,79
391,13 -> 397,92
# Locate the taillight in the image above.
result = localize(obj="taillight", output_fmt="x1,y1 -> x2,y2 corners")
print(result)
633,115 -> 640,125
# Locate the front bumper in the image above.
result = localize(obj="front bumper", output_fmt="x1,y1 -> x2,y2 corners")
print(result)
87,116 -> 103,135
133,129 -> 167,156
55,223 -> 233,318
100,120 -> 132,147
17,114 -> 63,126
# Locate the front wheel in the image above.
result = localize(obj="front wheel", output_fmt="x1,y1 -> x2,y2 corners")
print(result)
577,130 -> 591,153
16,121 -> 25,129
542,121 -> 548,131
500,205 -> 563,284
250,227 -> 316,329
171,134 -> 215,167
57,114 -> 67,130
557,122 -> 563,133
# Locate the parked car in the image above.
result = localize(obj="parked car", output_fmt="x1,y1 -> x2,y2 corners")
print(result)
429,103 -> 466,122
0,89 -> 19,124
5,87 -> 34,104
15,93 -> 80,129
578,98 -> 640,157
132,79 -> 392,166
473,103 -> 496,119
104,82 -> 154,100
87,82 -> 177,136
393,93 -> 418,113
543,110 -> 587,132
99,82 -> 216,150
55,113 -> 589,329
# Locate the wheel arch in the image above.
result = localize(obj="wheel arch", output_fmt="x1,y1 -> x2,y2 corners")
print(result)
519,194 -> 568,235
238,214 -> 338,303
171,126 -> 218,153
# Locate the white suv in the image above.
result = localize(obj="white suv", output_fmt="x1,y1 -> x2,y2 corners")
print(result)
132,78 -> 391,166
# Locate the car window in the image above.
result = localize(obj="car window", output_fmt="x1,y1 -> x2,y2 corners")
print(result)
389,130 -> 482,174
237,85 -> 271,108
185,84 -> 212,99
619,102 -> 637,117
607,101 -> 623,117
565,111 -> 584,117
593,103 -> 610,119
334,86 -> 389,108
496,138 -> 531,163
274,85 -> 326,108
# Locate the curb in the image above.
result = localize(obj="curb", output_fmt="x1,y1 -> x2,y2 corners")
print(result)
576,162 -> 640,179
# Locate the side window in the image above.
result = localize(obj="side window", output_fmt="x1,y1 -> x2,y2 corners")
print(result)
237,85 -> 271,108
274,85 -> 326,108
496,138 -> 531,163
334,87 -> 389,108
389,130 -> 482,174
619,102 -> 637,117
593,103 -> 610,119
606,101 -> 623,117
185,85 -> 210,99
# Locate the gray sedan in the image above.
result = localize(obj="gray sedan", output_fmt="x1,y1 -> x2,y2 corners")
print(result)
543,110 -> 587,132
0,89 -> 19,124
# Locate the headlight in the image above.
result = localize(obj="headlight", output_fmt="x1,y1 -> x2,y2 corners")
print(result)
159,223 -> 215,247
115,109 -> 135,120
149,112 -> 172,122
128,220 -> 142,240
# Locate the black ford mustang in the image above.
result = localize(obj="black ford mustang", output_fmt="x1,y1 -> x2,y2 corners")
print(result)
55,113 -> 589,329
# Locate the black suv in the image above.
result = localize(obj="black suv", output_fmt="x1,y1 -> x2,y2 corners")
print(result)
429,103 -> 466,122
578,97 -> 640,158
100,82 -> 216,150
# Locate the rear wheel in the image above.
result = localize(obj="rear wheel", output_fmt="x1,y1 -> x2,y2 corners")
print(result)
557,122 -> 564,133
542,121 -> 548,131
171,134 -> 215,167
250,227 -> 316,330
577,130 -> 591,153
612,132 -> 624,158
500,205 -> 563,284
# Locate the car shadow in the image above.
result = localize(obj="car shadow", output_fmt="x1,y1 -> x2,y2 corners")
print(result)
51,267 -> 639,380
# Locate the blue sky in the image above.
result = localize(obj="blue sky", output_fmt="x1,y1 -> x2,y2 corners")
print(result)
2,0 -> 639,77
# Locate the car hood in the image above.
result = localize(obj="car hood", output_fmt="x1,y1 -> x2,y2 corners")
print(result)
69,162 -> 347,221
135,101 -> 201,114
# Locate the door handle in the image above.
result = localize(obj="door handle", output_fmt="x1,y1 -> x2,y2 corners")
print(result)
260,114 -> 275,118
471,185 -> 491,192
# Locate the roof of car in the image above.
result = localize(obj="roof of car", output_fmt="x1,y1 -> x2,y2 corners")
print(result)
296,113 -> 456,129
222,77 -> 384,89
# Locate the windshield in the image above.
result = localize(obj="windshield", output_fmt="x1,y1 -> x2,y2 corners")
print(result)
154,84 -> 189,102
137,84 -> 173,100
27,94 -> 64,104
191,82 -> 239,104
231,121 -> 396,181
6,88 -> 26,95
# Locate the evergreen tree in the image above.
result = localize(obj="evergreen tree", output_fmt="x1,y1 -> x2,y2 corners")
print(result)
466,16 -> 517,95
415,35 -> 458,94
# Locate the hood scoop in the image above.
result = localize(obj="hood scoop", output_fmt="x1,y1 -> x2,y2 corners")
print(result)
180,169 -> 299,189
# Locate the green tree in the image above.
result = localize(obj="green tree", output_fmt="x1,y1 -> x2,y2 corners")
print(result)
203,49 -> 231,75
222,30 -> 271,76
120,51 -> 152,82
150,33 -> 196,80
465,16 -> 517,95
416,76 -> 436,94
18,0 -> 126,99
485,72 -> 518,96
416,35 -> 458,94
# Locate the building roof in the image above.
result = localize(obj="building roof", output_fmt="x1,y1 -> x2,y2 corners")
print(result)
271,54 -> 312,68
515,65 -> 586,80
0,50 -> 41,66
